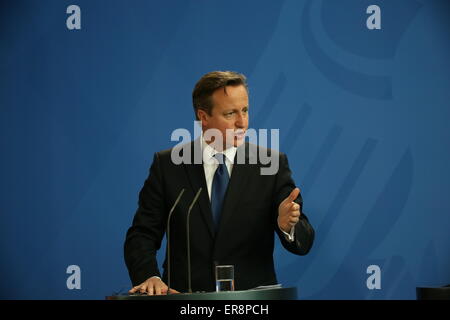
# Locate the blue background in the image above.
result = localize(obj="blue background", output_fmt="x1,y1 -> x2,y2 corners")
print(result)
1,0 -> 449,299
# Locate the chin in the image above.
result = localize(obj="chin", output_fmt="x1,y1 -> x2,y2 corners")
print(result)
234,137 -> 245,147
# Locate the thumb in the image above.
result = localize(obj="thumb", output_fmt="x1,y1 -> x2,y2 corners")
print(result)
288,188 -> 300,202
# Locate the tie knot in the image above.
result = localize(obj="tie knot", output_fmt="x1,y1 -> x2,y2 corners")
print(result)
214,153 -> 226,164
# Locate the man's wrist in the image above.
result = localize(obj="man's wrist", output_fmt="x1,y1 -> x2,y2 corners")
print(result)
279,224 -> 295,242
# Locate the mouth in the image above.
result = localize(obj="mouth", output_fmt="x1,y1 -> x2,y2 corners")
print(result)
234,130 -> 246,139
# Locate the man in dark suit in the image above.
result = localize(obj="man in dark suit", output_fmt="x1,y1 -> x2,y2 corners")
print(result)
124,71 -> 314,295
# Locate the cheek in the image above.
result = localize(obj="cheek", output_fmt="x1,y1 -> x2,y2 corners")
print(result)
218,122 -> 234,139
217,119 -> 233,130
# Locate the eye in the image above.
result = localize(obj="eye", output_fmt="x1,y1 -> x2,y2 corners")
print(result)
224,111 -> 235,117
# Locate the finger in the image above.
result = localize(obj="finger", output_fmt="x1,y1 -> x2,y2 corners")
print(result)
155,284 -> 162,296
140,284 -> 147,294
169,288 -> 180,294
288,188 -> 300,202
287,202 -> 299,212
280,188 -> 299,207
289,210 -> 300,218
129,286 -> 139,294
290,216 -> 299,222
147,284 -> 154,296
161,283 -> 169,294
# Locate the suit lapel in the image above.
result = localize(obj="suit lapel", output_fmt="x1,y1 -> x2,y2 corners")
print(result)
183,140 -> 215,239
216,143 -> 253,238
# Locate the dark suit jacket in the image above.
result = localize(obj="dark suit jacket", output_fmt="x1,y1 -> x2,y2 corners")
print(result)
124,140 -> 314,292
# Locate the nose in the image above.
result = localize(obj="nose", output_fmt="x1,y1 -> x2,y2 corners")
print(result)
235,111 -> 247,128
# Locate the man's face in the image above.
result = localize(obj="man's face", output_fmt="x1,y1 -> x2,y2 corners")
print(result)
198,85 -> 249,150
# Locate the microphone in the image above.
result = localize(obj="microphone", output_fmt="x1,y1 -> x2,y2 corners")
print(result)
186,187 -> 202,293
166,188 -> 185,295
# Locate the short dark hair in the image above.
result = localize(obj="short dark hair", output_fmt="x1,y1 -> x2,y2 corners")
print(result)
192,71 -> 248,120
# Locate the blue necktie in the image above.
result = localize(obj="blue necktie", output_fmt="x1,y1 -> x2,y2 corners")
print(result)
211,153 -> 229,230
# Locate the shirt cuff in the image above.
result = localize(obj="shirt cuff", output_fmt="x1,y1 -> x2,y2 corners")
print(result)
280,225 -> 295,242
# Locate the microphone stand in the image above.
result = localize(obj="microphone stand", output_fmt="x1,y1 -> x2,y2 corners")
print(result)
166,188 -> 185,295
186,188 -> 202,293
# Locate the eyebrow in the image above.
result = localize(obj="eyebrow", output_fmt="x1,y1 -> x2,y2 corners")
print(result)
223,106 -> 249,112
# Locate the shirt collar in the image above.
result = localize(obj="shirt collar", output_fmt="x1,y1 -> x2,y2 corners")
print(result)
201,134 -> 237,165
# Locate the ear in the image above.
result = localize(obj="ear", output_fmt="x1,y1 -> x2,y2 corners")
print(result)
197,109 -> 209,127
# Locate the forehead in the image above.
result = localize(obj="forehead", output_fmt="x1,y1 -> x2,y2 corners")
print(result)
211,85 -> 248,109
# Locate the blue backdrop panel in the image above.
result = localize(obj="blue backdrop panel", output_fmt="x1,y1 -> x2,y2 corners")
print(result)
0,0 -> 449,299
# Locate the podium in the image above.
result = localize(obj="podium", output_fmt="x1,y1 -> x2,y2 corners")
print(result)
106,287 -> 297,300
416,285 -> 450,300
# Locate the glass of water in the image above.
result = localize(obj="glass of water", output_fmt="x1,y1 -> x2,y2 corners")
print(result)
215,265 -> 235,292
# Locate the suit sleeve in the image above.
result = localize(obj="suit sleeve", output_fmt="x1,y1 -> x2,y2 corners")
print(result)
124,152 -> 168,286
273,153 -> 315,255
